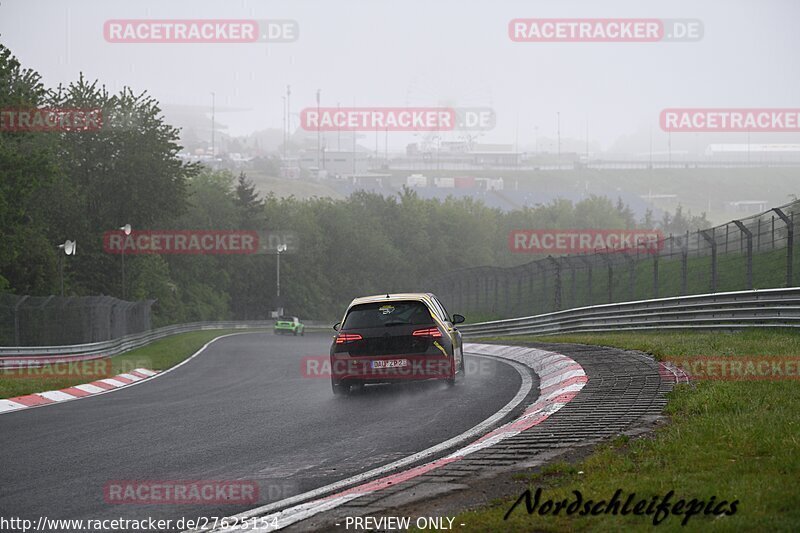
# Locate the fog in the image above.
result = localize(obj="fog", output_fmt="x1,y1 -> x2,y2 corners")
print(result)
3,0 -> 799,152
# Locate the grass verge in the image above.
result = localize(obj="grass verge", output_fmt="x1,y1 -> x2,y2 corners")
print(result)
0,329 -> 264,399
457,329 -> 800,532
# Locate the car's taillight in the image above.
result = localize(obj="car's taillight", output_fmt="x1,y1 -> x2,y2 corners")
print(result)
412,327 -> 442,338
335,333 -> 363,344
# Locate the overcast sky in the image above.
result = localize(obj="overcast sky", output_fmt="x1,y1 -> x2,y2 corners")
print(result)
2,0 -> 799,152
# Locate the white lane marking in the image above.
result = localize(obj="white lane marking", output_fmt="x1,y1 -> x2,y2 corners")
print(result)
74,384 -> 106,394
0,399 -> 27,413
230,494 -> 364,533
118,373 -> 142,381
0,331 -> 266,417
98,378 -> 126,388
37,390 -> 76,402
195,353 -> 535,532
200,347 -> 586,531
202,345 -> 587,532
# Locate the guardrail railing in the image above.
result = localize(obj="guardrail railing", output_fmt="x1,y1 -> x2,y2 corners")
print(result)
0,321 -> 328,369
3,288 -> 798,368
459,287 -> 800,337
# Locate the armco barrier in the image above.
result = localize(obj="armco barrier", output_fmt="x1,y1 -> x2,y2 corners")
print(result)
3,288 -> 798,368
458,287 -> 800,337
0,321 -> 327,369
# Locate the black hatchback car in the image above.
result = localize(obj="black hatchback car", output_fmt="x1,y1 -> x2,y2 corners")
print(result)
329,293 -> 465,395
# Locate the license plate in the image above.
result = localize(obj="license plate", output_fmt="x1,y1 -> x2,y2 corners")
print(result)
371,359 -> 409,369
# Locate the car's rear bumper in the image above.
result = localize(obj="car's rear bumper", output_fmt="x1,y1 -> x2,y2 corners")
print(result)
330,353 -> 455,384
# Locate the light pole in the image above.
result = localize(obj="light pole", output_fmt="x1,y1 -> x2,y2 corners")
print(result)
282,95 -> 287,159
57,239 -> 76,297
556,111 -> 561,159
119,224 -> 131,299
286,84 -> 292,156
276,243 -> 287,299
210,92 -> 215,157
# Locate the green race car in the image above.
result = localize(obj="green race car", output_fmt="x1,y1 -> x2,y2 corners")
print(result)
274,316 -> 305,336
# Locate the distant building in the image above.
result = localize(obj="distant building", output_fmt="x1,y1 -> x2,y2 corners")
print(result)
297,149 -> 370,177
728,200 -> 769,213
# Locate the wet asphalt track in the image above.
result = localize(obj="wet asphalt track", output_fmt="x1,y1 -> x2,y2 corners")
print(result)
0,331 -> 521,530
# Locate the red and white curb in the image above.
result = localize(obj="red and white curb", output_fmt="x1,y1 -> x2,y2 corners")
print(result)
658,361 -> 691,384
201,343 -> 587,532
0,369 -> 159,415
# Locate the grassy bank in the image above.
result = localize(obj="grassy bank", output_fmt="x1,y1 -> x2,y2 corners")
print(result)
458,329 -> 800,531
0,329 -> 264,399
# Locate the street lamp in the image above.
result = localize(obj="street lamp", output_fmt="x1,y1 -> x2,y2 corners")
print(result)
276,243 -> 288,299
57,239 -> 76,296
119,224 -> 131,299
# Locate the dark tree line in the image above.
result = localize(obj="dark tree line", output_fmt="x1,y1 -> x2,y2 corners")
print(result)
0,44 -> 709,323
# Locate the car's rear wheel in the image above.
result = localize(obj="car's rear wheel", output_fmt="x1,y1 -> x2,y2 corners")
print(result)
293,329 -> 298,336
447,354 -> 464,387
331,381 -> 350,396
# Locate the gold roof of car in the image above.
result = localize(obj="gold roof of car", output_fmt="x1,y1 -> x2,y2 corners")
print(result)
347,293 -> 436,307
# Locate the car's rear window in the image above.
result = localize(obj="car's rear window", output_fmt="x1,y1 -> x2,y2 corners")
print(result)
343,301 -> 435,329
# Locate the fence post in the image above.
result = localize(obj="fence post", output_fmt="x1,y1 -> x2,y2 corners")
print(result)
623,252 -> 635,301
503,272 -> 511,317
486,272 -> 493,316
13,295 -> 29,345
537,262 -> 547,314
547,256 -> 562,311
733,220 -> 753,289
772,215 -> 775,250
528,262 -> 536,309
681,233 -> 689,295
598,254 -> 613,303
578,255 -> 593,306
772,207 -> 794,287
700,228 -> 717,292
757,218 -> 762,252
570,258 -> 577,308
653,252 -> 659,298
